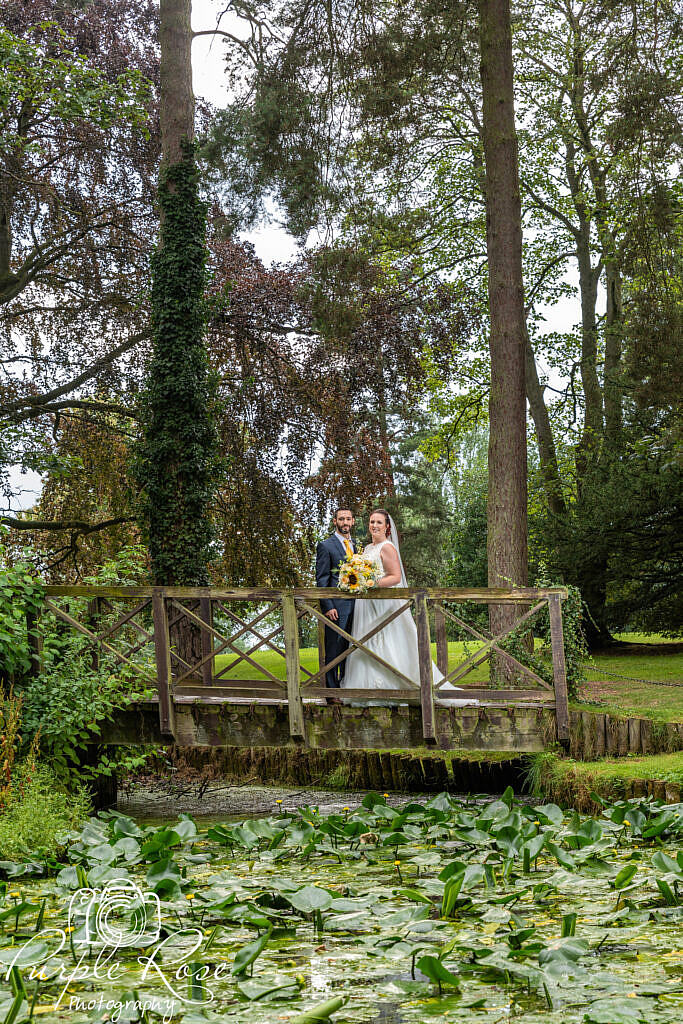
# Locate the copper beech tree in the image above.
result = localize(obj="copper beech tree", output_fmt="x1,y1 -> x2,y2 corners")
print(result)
0,1 -> 158,534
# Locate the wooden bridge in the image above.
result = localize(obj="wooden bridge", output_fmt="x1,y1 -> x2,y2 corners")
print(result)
30,585 -> 570,753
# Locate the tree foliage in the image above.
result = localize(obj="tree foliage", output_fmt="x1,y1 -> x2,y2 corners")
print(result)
206,0 -> 683,637
0,0 -> 158,522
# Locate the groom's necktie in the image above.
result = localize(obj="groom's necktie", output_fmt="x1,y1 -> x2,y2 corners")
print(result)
343,538 -> 353,557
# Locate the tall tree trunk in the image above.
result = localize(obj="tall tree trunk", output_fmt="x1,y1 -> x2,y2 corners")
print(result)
603,258 -> 623,442
565,142 -> 616,647
478,0 -> 528,656
160,0 -> 195,169
376,351 -> 395,497
140,0 -> 216,675
565,142 -> 603,486
525,333 -> 566,516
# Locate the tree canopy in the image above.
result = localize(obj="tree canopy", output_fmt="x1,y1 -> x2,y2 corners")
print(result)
0,0 -> 680,640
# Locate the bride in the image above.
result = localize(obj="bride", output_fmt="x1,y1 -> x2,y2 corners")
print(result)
341,509 -> 479,707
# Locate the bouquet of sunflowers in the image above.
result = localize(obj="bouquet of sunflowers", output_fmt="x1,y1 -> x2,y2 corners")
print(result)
337,551 -> 383,594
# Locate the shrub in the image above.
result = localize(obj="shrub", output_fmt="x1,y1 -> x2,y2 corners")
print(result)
0,542 -> 155,786
0,760 -> 90,860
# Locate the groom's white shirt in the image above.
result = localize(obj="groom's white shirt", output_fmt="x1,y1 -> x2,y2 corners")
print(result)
334,531 -> 354,553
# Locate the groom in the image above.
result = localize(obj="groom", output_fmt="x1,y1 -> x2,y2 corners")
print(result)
315,507 -> 357,699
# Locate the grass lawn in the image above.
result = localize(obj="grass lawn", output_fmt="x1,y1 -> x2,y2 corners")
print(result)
575,632 -> 683,723
527,750 -> 683,810
215,640 -> 504,686
572,680 -> 683,723
567,750 -> 683,784
213,633 -> 683,721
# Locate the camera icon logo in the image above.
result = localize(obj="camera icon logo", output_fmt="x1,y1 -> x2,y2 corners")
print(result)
68,879 -> 161,948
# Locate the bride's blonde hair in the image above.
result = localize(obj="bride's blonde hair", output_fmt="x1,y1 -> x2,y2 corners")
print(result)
369,508 -> 392,539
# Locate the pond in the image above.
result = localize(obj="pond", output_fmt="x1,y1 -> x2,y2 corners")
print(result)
0,789 -> 682,1024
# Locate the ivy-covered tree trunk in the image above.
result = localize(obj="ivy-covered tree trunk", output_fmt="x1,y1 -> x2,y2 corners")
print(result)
137,0 -> 216,685
477,0 -> 528,670
137,0 -> 216,589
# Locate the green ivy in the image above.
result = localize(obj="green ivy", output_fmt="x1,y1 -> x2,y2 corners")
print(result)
500,567 -> 589,698
134,145 -> 218,585
0,530 -> 44,683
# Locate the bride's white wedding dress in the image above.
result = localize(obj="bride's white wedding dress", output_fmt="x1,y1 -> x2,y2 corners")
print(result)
341,537 -> 479,707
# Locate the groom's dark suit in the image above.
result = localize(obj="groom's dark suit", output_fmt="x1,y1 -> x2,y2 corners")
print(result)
315,534 -> 356,688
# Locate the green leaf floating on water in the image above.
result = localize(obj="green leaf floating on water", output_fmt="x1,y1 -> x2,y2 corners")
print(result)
290,995 -> 349,1022
416,954 -> 461,990
0,901 -> 40,925
546,841 -> 577,870
236,977 -> 301,1001
613,862 -> 638,889
232,926 -> 272,976
538,937 -> 588,964
583,995 -> 652,1023
651,851 -> 682,877
656,878 -> 679,905
286,885 -> 333,913
146,855 -> 182,897
0,942 -> 50,967
111,813 -> 143,839
534,803 -> 564,826
393,887 -> 433,904
0,861 -> 45,879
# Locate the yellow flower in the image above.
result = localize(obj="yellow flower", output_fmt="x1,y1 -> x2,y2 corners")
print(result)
186,894 -> 195,901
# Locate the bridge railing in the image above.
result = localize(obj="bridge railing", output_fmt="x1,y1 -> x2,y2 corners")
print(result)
31,585 -> 570,745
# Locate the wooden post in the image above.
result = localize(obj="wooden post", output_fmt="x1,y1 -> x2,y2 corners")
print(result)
152,589 -> 175,737
25,608 -> 43,679
282,593 -> 305,740
87,596 -> 101,671
548,595 -> 570,746
415,592 -> 436,743
317,601 -> 326,674
434,604 -> 448,675
199,596 -> 213,686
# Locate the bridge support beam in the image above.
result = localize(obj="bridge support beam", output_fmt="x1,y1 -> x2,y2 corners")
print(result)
152,590 -> 175,738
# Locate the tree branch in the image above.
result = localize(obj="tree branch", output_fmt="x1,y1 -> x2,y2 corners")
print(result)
7,399 -> 139,422
1,515 -> 133,534
0,330 -> 150,415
